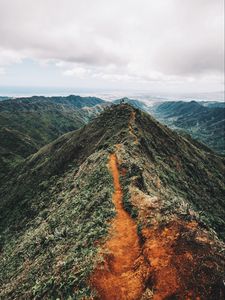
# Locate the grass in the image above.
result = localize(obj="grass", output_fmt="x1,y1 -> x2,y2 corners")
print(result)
0,104 -> 224,298
0,151 -> 115,299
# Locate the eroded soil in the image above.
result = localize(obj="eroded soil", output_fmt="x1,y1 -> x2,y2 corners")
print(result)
90,111 -> 225,300
91,153 -> 149,299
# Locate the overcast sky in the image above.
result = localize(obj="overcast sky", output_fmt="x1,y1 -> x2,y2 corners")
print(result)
0,0 -> 224,94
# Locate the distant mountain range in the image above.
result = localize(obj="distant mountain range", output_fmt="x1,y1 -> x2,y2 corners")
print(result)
0,95 -> 224,182
151,100 -> 225,154
0,95 -> 106,179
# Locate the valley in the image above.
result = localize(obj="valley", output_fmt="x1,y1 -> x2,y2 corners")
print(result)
0,95 -> 106,180
150,100 -> 225,154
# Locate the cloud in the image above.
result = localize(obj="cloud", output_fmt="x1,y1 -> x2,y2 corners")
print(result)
0,67 -> 5,75
0,48 -> 23,66
0,0 -> 223,90
63,67 -> 91,78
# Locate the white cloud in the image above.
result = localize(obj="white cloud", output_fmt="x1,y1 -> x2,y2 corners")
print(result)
0,0 -> 223,91
63,67 -> 91,78
0,67 -> 5,75
0,48 -> 23,66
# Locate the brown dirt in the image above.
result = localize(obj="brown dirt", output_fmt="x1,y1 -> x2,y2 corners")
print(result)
90,112 -> 225,299
142,220 -> 225,300
91,153 -> 149,300
90,151 -> 225,299
142,223 -> 188,299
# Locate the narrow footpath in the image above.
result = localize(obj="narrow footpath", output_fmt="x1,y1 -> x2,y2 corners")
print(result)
91,153 -> 147,300
91,113 -> 205,300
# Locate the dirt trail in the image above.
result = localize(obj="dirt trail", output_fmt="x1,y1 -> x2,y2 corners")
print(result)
91,153 -> 148,300
90,111 -> 222,299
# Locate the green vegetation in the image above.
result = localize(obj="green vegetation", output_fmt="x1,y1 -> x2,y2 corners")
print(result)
0,95 -> 105,180
135,109 -> 225,238
113,98 -> 149,112
0,103 -> 224,298
0,152 -> 115,299
0,104 -> 133,298
152,100 -> 225,154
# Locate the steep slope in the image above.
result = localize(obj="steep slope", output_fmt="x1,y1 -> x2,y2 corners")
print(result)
0,104 -> 225,299
0,95 -> 106,179
152,100 -> 225,154
0,127 -> 37,177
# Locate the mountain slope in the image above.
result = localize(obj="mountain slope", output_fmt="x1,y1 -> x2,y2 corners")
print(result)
113,97 -> 149,112
0,95 -> 106,179
152,100 -> 225,154
0,104 -> 224,299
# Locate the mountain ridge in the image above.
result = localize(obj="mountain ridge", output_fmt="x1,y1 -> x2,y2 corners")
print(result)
0,104 -> 225,299
1,95 -> 224,182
